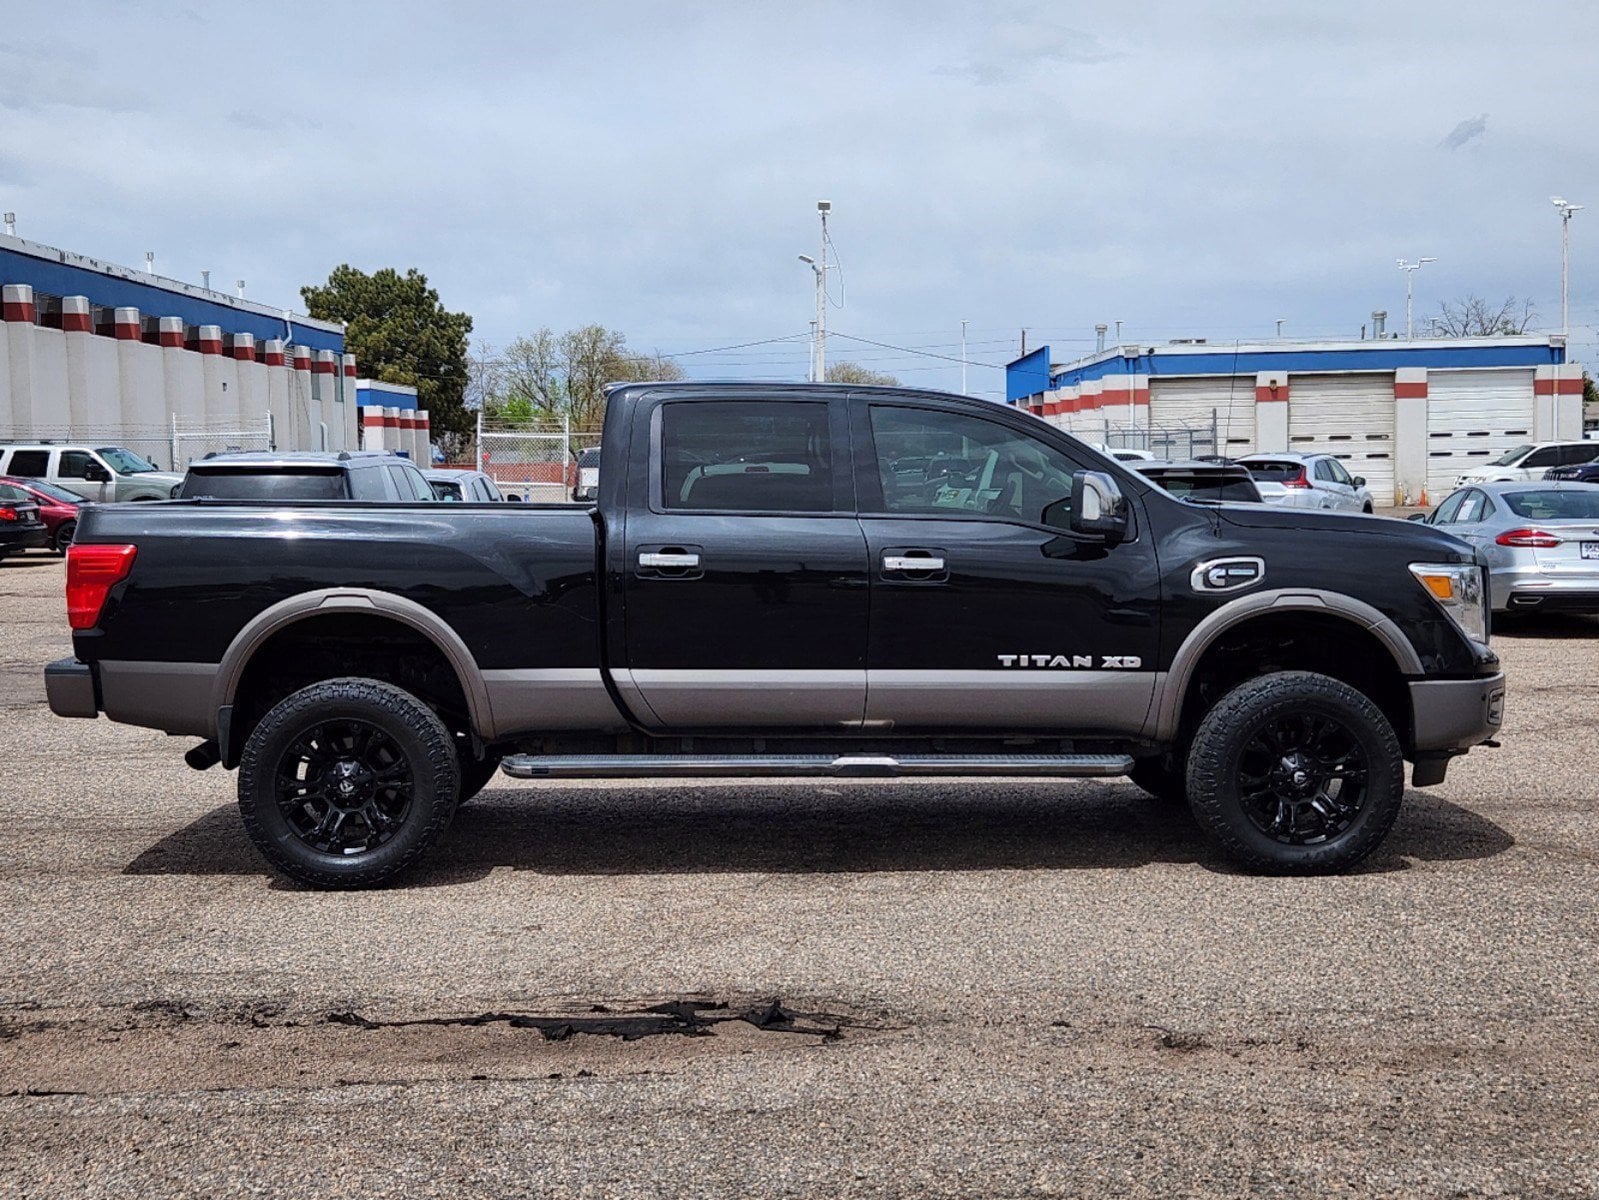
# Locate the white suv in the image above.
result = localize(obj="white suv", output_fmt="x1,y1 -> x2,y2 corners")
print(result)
0,444 -> 184,502
1454,441 -> 1599,487
1236,453 -> 1375,513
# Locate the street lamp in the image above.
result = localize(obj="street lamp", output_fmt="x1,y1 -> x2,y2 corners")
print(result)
1397,258 -> 1437,339
798,254 -> 821,382
1552,197 -> 1584,337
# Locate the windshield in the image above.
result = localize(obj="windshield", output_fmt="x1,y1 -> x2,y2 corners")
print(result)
1502,489 -> 1599,520
179,469 -> 347,500
96,447 -> 159,474
14,479 -> 81,504
1491,444 -> 1534,467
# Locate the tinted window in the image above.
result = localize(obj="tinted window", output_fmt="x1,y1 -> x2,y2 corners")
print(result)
179,470 -> 347,500
868,405 -> 1081,528
430,480 -> 463,501
662,401 -> 834,512
6,450 -> 49,476
1561,443 -> 1599,465
1502,490 -> 1599,520
1326,458 -> 1353,485
1244,460 -> 1304,483
0,483 -> 30,501
1522,447 -> 1561,468
1314,459 -> 1336,482
1142,471 -> 1260,503
59,450 -> 99,479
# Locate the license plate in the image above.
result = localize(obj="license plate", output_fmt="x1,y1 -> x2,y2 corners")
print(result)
1583,542 -> 1599,559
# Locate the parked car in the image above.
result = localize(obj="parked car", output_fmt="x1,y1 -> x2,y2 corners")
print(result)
1088,443 -> 1154,463
1542,460 -> 1599,484
0,476 -> 83,553
0,481 -> 49,560
570,446 -> 603,501
1453,441 -> 1599,488
1237,453 -> 1375,513
0,443 -> 183,502
1410,481 -> 1599,614
176,451 -> 436,502
46,381 -> 1505,888
1129,459 -> 1263,503
423,468 -> 504,503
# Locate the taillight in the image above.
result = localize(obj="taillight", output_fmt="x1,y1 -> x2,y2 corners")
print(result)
1282,470 -> 1311,489
1495,528 -> 1561,548
66,544 -> 138,631
0,508 -> 16,522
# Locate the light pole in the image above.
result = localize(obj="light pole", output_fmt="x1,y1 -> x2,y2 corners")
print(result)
1552,197 -> 1584,337
960,319 -> 968,395
1397,258 -> 1436,338
798,255 -> 822,382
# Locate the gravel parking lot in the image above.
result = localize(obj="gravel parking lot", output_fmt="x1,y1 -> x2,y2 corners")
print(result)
2,550 -> 1596,1198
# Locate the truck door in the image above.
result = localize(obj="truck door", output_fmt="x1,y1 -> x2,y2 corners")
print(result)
851,399 -> 1161,734
616,394 -> 869,729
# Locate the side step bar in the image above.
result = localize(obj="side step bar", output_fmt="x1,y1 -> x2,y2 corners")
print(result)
501,753 -> 1134,780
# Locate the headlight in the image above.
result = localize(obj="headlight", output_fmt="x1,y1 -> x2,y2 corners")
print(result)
1409,562 -> 1489,646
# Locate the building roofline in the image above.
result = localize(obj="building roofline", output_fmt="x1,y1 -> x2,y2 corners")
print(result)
0,232 -> 344,334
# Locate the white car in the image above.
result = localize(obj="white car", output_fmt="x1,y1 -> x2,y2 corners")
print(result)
1236,453 -> 1375,513
1087,443 -> 1153,463
1454,441 -> 1599,487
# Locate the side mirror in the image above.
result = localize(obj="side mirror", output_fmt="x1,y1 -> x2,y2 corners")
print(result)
1406,512 -> 1428,523
84,463 -> 111,482
1067,471 -> 1129,541
1352,476 -> 1367,488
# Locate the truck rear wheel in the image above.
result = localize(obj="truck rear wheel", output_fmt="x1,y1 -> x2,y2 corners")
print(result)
237,678 -> 461,889
1185,670 -> 1404,874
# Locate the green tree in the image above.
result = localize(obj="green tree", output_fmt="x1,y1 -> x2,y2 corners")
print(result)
302,266 -> 474,451
825,361 -> 900,386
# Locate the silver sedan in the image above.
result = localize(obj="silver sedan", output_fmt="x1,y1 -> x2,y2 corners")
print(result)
1412,481 -> 1599,615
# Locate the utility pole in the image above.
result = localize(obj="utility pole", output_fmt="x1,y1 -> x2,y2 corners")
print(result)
960,320 -> 968,395
1553,197 -> 1584,337
1397,258 -> 1436,339
816,201 -> 830,381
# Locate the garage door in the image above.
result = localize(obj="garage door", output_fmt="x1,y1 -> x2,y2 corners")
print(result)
1148,377 -> 1257,459
1425,369 -> 1536,496
1288,374 -> 1396,505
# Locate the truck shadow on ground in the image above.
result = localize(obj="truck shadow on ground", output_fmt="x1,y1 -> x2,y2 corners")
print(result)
125,783 -> 1514,887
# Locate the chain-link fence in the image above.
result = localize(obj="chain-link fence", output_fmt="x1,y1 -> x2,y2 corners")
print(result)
474,412 -> 603,502
1103,418 -> 1223,460
171,413 -> 274,468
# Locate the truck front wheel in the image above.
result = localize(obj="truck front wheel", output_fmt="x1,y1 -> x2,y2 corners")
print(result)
237,678 -> 461,888
1185,671 -> 1404,874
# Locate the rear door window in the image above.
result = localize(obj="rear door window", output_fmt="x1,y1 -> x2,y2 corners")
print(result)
5,450 -> 50,476
349,466 -> 389,501
661,401 -> 836,512
1432,491 -> 1467,524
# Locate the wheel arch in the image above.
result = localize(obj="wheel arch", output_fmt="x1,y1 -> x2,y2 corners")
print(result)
213,589 -> 495,752
1154,589 -> 1422,744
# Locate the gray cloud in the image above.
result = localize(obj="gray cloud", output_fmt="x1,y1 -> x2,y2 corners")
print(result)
1440,113 -> 1489,150
946,10 -> 1121,84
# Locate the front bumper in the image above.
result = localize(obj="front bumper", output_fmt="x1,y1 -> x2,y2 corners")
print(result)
45,658 -> 99,718
1410,672 -> 1505,753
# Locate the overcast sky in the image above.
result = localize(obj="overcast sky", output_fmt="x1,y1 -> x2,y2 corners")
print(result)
4,1 -> 1597,398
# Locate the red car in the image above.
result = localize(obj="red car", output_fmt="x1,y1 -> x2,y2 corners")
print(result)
0,475 -> 82,553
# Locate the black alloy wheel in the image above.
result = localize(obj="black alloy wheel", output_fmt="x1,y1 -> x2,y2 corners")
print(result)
53,521 -> 76,554
238,678 -> 460,888
1233,712 -> 1368,844
1186,671 -> 1404,874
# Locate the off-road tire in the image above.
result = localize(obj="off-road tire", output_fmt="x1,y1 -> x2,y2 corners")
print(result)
1186,670 -> 1404,874
238,678 -> 460,889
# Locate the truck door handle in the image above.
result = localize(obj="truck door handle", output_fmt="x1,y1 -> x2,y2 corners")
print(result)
639,551 -> 701,569
883,554 -> 945,572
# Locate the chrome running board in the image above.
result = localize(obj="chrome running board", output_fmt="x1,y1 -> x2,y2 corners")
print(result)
500,753 -> 1135,780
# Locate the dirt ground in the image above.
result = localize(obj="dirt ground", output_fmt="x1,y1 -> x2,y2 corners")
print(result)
1,550 -> 1596,1198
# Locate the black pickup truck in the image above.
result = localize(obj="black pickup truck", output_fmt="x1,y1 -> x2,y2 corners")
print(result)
46,382 -> 1503,887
